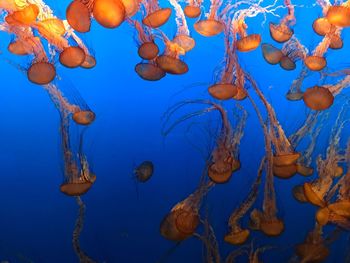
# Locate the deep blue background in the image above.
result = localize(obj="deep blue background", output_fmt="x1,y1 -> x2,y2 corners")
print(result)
0,0 -> 349,262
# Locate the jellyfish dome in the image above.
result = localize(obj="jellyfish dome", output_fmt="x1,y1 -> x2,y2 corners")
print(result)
135,63 -> 166,81
184,5 -> 201,18
27,62 -> 56,85
303,86 -> 334,111
193,19 -> 224,37
269,22 -> 293,43
326,5 -> 350,27
93,0 -> 126,28
142,8 -> 172,28
72,110 -> 96,125
261,43 -> 283,65
208,84 -> 238,101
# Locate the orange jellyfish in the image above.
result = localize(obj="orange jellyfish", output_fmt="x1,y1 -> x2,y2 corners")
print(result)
93,0 -> 126,28
4,4 -> 39,26
269,0 -> 295,43
261,43 -> 283,65
208,25 -> 246,101
134,61 -> 166,81
141,0 -> 171,28
286,66 -> 309,101
156,33 -> 188,75
184,0 -> 202,18
326,1 -> 350,28
160,175 -> 214,241
128,18 -> 159,60
58,110 -> 96,196
194,218 -> 220,263
303,107 -> 348,208
225,158 -> 263,245
279,36 -> 307,71
316,139 -> 350,228
169,0 -> 195,52
66,0 -> 94,32
303,86 -> 334,111
248,75 -> 301,178
295,224 -> 330,263
162,100 -> 242,184
304,37 -> 331,71
193,0 -> 227,37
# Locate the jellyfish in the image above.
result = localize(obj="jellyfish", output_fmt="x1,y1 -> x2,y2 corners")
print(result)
156,32 -> 188,75
93,0 -> 126,28
141,0 -> 171,28
304,37 -> 330,72
160,174 -> 214,241
326,1 -> 350,28
225,158 -> 264,246
128,18 -> 159,60
295,224 -> 330,263
183,0 -> 202,18
72,197 -> 96,263
162,100 -> 242,184
134,161 -> 154,182
303,106 -> 348,208
208,24 -> 246,101
303,86 -> 334,111
169,0 -> 195,52
134,61 -> 166,81
4,4 -> 39,26
66,0 -> 94,32
279,36 -> 307,71
261,43 -> 283,65
286,66 -> 309,100
194,218 -> 221,263
58,109 -> 96,196
316,139 -> 350,228
193,0 -> 226,37
269,0 -> 295,43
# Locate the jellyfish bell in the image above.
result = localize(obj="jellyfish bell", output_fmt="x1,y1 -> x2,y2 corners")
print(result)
269,22 -> 293,43
137,42 -> 159,60
156,55 -> 188,75
184,5 -> 201,18
303,182 -> 326,207
334,165 -> 343,177
286,91 -> 304,101
233,86 -> 248,101
326,5 -> 350,28
208,156 -> 234,184
280,56 -> 296,71
27,61 -> 56,85
261,43 -> 283,65
81,55 -> 97,69
260,218 -> 284,237
328,201 -> 350,218
160,211 -> 192,241
316,207 -> 330,226
66,0 -> 91,33
224,228 -> 250,245
304,56 -> 327,71
292,185 -> 308,203
72,110 -> 96,125
120,0 -> 140,17
273,152 -> 300,167
134,161 -> 154,183
8,39 -> 30,55
329,35 -> 343,50
236,34 -> 261,52
312,17 -> 332,36
60,181 -> 93,196
93,0 -> 126,29
193,19 -> 224,37
296,164 -> 313,176
273,164 -> 297,179
175,210 -> 199,235
303,86 -> 334,111
172,35 -> 196,52
142,8 -> 172,28
9,4 -> 39,26
208,84 -> 238,101
59,46 -> 86,68
135,62 -> 166,81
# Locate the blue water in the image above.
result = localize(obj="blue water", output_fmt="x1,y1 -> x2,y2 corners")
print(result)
0,0 -> 350,262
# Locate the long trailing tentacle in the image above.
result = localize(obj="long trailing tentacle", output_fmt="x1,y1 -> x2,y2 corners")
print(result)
73,197 -> 96,263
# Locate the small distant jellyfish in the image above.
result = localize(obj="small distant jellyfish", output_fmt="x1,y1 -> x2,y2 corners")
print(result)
183,0 -> 202,18
261,43 -> 283,65
134,161 -> 154,182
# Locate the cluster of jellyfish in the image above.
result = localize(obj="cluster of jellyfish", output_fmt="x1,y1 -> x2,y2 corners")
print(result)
4,0 -> 350,262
